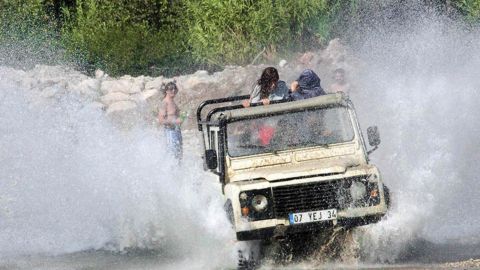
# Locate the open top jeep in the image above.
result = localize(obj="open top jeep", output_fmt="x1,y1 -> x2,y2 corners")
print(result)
196,93 -> 389,244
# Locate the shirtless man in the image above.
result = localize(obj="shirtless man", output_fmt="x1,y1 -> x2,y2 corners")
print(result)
158,81 -> 183,161
328,68 -> 351,94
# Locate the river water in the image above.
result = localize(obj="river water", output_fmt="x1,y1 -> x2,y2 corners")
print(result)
1,3 -> 480,270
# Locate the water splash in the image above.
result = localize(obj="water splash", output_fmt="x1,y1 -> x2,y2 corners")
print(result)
0,75 -> 236,268
348,9 -> 480,262
1,4 -> 480,267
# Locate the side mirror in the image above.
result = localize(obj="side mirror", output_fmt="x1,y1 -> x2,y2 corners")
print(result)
367,126 -> 381,147
205,149 -> 218,170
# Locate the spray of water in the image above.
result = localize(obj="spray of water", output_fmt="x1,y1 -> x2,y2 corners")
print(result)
347,9 -> 480,262
0,74 -> 236,268
1,3 -> 480,268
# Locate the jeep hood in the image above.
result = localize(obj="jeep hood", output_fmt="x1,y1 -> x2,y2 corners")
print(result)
228,155 -> 363,182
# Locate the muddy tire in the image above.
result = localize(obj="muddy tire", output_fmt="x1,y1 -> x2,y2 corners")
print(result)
237,240 -> 265,270
265,239 -> 293,265
261,232 -> 332,265
384,185 -> 391,209
224,200 -> 234,225
237,249 -> 257,270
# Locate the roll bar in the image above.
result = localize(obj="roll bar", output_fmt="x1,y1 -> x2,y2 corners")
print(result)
196,95 -> 250,131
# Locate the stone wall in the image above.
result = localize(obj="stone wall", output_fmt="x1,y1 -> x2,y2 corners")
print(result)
0,39 -> 355,130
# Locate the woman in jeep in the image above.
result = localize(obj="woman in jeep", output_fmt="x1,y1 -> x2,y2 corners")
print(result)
242,67 -> 289,107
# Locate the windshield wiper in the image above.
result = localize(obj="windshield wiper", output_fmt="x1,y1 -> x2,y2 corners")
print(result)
238,144 -> 266,149
296,141 -> 331,149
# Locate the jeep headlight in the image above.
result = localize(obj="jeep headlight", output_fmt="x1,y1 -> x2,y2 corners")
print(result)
350,181 -> 367,201
251,195 -> 268,212
238,189 -> 273,221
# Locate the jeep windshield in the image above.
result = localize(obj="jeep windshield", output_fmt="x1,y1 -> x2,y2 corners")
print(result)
227,106 -> 355,157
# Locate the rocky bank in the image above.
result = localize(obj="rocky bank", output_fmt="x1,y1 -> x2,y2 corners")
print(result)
0,39 -> 356,130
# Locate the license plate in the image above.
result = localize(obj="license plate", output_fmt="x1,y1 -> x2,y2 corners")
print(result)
288,209 -> 337,225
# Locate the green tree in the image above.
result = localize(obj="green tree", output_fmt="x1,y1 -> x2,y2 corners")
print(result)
183,0 -> 329,66
454,0 -> 480,21
61,0 -> 187,76
0,0 -> 65,67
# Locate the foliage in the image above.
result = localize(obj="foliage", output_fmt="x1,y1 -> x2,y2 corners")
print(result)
1,0 -> 479,75
454,0 -> 480,22
0,0 -> 46,32
61,0 -> 188,76
0,0 -> 65,67
183,0 -> 329,66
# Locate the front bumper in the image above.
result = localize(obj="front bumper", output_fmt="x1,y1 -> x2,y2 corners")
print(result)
226,168 -> 389,241
237,214 -> 384,241
233,192 -> 389,241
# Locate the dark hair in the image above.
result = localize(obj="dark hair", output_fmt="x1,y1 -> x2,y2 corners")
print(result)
334,68 -> 345,75
161,81 -> 178,97
257,67 -> 279,99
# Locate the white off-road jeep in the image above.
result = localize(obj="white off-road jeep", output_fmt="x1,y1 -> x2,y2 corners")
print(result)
196,93 -> 390,265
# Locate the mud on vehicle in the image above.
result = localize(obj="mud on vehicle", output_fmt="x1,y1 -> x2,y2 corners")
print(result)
196,93 -> 390,266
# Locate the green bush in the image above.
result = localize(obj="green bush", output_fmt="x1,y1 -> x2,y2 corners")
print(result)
183,0 -> 329,66
0,0 -> 65,67
0,0 -> 339,75
61,0 -> 188,76
3,0 -> 478,76
454,0 -> 480,22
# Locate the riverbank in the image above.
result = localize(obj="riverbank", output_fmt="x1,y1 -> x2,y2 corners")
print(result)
0,39 -> 354,130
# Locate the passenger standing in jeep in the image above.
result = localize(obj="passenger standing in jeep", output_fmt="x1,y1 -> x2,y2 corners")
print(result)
289,69 -> 326,100
328,68 -> 351,94
242,67 -> 289,107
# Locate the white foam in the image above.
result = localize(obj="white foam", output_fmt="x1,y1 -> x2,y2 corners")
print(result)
0,77 -> 236,268
350,13 -> 480,262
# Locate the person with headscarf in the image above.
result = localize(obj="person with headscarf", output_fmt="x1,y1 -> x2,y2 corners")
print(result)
288,69 -> 326,101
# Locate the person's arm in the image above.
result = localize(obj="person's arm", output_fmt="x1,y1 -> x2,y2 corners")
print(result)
158,102 -> 182,125
260,98 -> 270,105
297,87 -> 326,99
290,81 -> 299,92
173,110 -> 184,125
314,86 -> 326,96
285,81 -> 300,101
158,102 -> 168,125
243,84 -> 261,107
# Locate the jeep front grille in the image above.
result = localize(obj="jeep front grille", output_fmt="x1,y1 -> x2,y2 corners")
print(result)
272,180 -> 346,218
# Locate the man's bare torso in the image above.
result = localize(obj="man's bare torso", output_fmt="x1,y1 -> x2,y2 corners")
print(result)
329,82 -> 351,94
159,99 -> 179,126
